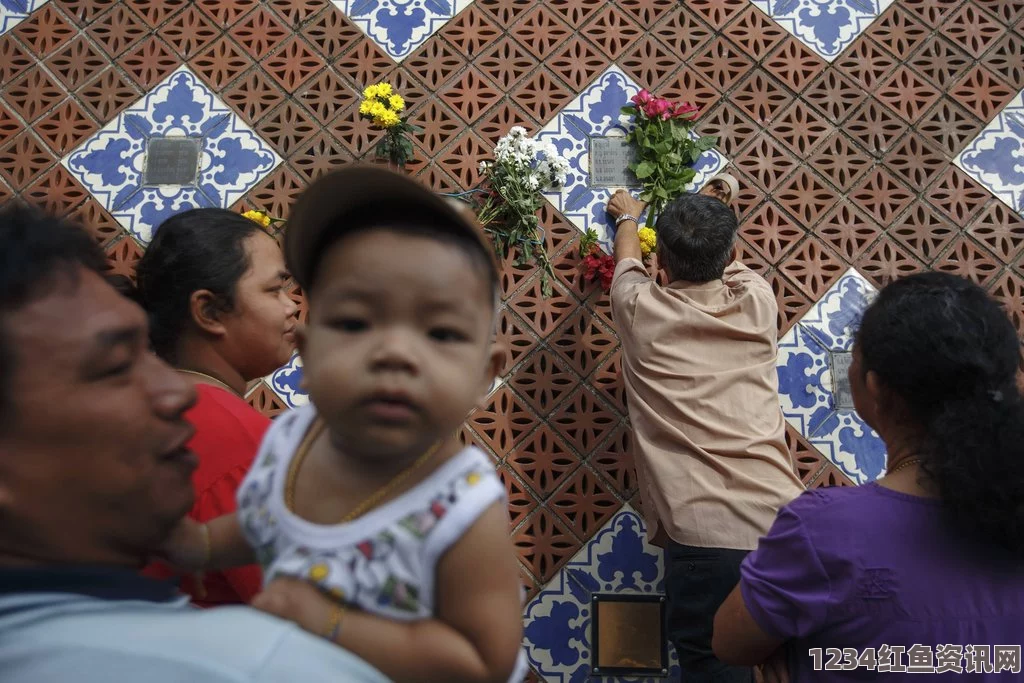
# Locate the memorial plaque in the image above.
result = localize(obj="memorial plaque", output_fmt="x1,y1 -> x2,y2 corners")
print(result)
831,352 -> 855,410
591,594 -> 667,677
144,137 -> 201,185
589,136 -> 641,188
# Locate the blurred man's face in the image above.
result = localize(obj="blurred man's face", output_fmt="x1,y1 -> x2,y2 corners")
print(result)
0,267 -> 197,566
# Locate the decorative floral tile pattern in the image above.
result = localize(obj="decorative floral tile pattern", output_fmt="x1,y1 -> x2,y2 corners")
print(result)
956,91 -> 1024,217
748,0 -> 896,61
536,65 -> 727,253
330,0 -> 473,62
269,352 -> 308,409
523,508 -> 680,683
0,0 -> 48,35
62,66 -> 280,243
776,268 -> 888,484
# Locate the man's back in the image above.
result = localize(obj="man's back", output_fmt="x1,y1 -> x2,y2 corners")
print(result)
0,567 -> 389,683
611,258 -> 804,551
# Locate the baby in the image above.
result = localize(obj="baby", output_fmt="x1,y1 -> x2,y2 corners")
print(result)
161,167 -> 527,683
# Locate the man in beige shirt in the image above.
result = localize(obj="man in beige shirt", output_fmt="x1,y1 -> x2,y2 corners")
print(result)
606,179 -> 803,683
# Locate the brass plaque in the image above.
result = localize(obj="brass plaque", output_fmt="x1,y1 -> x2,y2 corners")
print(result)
589,137 -> 641,188
591,593 -> 667,677
145,137 -> 201,186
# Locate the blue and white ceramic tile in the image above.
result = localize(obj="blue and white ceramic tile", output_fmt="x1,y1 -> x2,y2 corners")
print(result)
269,352 -> 308,409
0,0 -> 48,35
331,0 -> 473,62
776,269 -> 887,485
777,325 -> 833,435
810,412 -> 888,483
536,65 -> 727,254
748,0 -> 896,61
956,90 -> 1024,217
63,66 -> 280,244
523,508 -> 681,683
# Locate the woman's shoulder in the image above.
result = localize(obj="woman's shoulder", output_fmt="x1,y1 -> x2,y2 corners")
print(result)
781,483 -> 939,535
187,385 -> 270,444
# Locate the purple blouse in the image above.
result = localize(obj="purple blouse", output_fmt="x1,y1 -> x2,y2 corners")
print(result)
740,483 -> 1024,680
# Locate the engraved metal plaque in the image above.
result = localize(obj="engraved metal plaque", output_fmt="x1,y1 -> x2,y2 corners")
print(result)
831,352 -> 855,410
591,593 -> 668,677
144,137 -> 201,185
589,137 -> 641,188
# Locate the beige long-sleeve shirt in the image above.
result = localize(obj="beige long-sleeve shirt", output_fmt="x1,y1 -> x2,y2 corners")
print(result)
610,258 -> 803,551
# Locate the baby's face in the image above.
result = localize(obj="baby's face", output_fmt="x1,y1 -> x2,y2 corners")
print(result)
300,228 -> 501,459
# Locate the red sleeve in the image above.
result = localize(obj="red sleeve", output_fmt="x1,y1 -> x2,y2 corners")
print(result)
143,385 -> 271,606
193,466 -> 263,603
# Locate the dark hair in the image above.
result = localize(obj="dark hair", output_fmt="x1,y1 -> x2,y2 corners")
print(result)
134,208 -> 263,362
856,271 -> 1024,557
308,204 -> 500,309
654,193 -> 738,283
0,203 -> 107,423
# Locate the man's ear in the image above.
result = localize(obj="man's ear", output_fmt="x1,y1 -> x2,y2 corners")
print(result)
189,290 -> 227,337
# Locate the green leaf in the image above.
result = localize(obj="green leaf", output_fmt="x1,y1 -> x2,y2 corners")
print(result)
620,105 -> 637,116
696,135 -> 718,152
633,161 -> 656,179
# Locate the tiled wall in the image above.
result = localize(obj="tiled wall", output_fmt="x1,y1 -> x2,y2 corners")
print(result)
2,1 -> 1022,680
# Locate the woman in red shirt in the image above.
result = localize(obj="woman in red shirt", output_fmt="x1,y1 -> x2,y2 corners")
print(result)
131,208 -> 297,606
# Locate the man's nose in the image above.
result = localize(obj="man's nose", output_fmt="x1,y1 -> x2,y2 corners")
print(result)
147,353 -> 197,418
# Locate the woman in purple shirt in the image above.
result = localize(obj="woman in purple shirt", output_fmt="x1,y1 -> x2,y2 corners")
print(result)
713,272 -> 1024,681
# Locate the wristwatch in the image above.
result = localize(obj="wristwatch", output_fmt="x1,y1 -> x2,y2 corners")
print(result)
615,214 -> 640,227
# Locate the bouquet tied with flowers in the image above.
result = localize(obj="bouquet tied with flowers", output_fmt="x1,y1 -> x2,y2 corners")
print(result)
622,89 -> 718,227
360,82 -> 422,168
476,127 -> 571,297
577,223 -> 658,294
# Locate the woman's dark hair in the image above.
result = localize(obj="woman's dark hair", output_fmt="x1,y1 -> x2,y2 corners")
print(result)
856,271 -> 1024,557
133,208 -> 263,362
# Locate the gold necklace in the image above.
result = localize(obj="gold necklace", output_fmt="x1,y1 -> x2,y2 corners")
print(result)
284,420 -> 443,524
887,458 -> 922,475
177,369 -> 239,396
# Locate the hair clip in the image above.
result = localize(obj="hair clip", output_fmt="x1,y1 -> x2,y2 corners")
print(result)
988,389 -> 1004,403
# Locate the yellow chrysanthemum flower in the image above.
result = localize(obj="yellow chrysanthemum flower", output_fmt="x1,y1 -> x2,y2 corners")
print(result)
376,82 -> 393,97
366,101 -> 388,119
375,109 -> 401,128
362,84 -> 380,100
638,227 -> 657,257
241,209 -> 271,228
359,99 -> 374,115
388,94 -> 405,112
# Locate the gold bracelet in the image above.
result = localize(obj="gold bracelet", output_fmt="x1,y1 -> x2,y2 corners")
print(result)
198,523 -> 211,571
323,603 -> 345,642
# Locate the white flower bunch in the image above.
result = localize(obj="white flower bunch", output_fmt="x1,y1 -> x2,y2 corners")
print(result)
475,128 -> 568,298
482,127 -> 569,192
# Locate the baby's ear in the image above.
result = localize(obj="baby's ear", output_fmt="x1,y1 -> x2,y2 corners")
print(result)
478,342 -> 507,403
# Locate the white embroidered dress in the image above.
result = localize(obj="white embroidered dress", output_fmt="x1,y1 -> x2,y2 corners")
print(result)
237,404 -> 527,680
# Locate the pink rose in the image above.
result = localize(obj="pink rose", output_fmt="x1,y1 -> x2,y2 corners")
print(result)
644,98 -> 672,118
671,102 -> 699,119
631,89 -> 654,107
